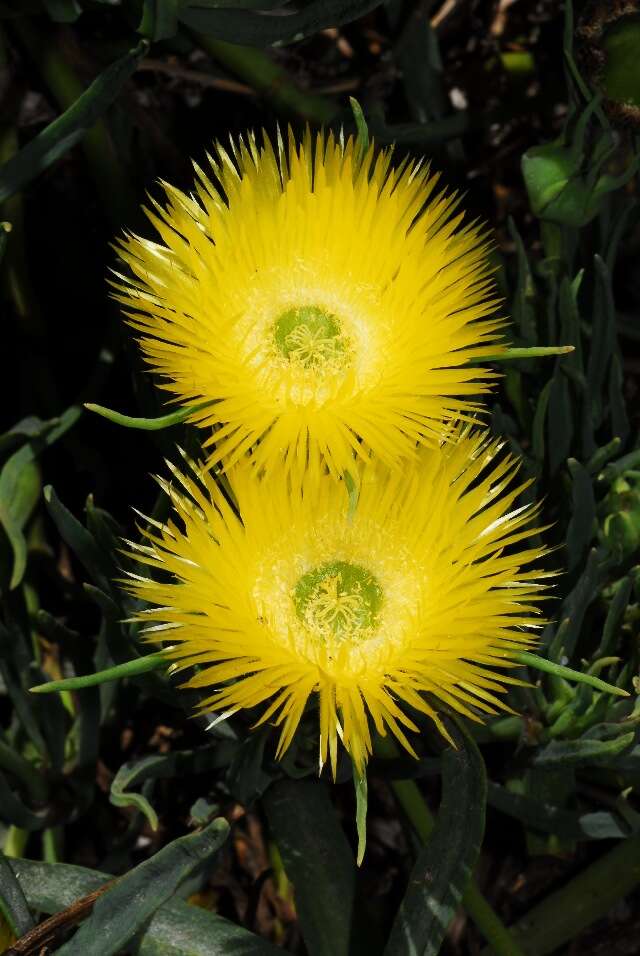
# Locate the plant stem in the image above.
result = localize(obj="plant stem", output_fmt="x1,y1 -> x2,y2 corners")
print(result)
191,31 -> 338,123
42,826 -> 63,864
375,735 -> 526,956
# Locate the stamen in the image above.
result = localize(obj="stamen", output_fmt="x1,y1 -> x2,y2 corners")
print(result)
273,305 -> 349,369
293,560 -> 383,643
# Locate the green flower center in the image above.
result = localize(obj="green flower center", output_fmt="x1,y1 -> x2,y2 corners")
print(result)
293,560 -> 383,641
273,305 -> 349,368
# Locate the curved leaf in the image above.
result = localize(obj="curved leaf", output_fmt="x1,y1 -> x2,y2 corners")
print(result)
384,722 -> 487,956
9,857 -> 281,956
56,818 -> 230,956
30,652 -> 166,695
264,777 -> 356,956
84,400 -> 212,432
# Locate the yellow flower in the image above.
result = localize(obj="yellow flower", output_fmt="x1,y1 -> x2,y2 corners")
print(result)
125,428 -> 549,775
114,130 -> 504,479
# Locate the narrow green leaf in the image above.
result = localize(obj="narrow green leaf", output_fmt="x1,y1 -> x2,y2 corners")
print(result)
192,33 -> 337,123
367,113 -> 469,146
558,548 -> 605,657
609,353 -> 629,444
30,652 -> 166,694
75,682 -> 101,773
384,720 -> 486,956
43,485 -> 111,588
566,458 -> 596,571
533,732 -> 635,769
56,818 -> 230,956
557,274 -> 584,376
31,666 -> 69,774
507,217 -> 537,344
487,782 -> 629,840
82,583 -> 122,622
586,437 -> 622,474
531,378 -> 553,462
352,764 -> 368,867
264,778 -> 356,956
84,400 -> 213,431
0,849 -> 34,937
513,651 -> 628,697
547,370 -> 573,474
0,42 -> 148,204
9,857 -> 282,956
587,256 -> 617,433
35,608 -> 80,647
83,497 -> 122,581
481,345 -> 574,362
180,0 -> 381,47
597,576 -> 633,658
600,448 -> 640,483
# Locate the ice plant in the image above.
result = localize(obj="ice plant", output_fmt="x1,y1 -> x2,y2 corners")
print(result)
124,428 -> 549,775
113,129 -> 504,480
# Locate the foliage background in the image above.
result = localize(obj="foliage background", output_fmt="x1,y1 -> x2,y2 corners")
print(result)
1,1 -> 640,954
